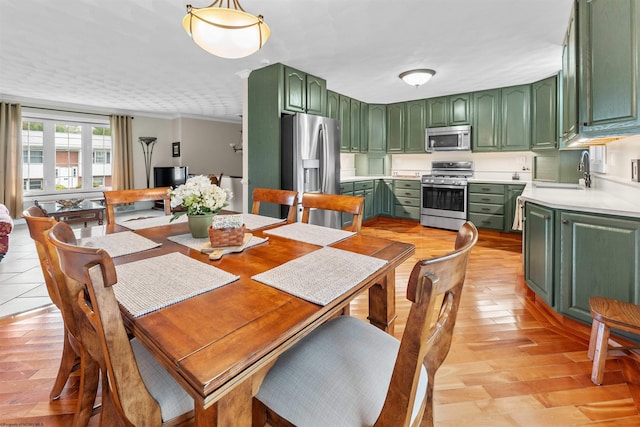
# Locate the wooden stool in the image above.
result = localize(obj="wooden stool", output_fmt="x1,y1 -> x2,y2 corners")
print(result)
588,296 -> 640,385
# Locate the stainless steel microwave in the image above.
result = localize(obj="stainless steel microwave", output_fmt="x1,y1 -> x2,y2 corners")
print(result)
425,125 -> 472,152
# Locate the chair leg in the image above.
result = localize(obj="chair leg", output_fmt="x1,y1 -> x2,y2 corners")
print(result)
591,320 -> 610,385
72,351 -> 100,427
587,319 -> 599,360
50,328 -> 80,400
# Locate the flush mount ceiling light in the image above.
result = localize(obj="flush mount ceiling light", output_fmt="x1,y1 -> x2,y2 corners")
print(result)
399,69 -> 436,87
183,0 -> 270,59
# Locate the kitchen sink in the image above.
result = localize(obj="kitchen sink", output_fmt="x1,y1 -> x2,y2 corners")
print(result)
532,182 -> 585,190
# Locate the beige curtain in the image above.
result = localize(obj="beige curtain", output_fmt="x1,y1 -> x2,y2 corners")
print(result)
110,115 -> 134,190
0,102 -> 23,217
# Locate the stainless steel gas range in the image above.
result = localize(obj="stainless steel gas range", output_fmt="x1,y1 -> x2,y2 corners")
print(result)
420,161 -> 474,231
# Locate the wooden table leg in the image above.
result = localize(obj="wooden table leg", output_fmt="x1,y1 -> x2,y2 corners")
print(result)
367,270 -> 397,335
195,379 -> 253,427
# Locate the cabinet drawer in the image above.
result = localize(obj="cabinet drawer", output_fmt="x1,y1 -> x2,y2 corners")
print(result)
468,183 -> 505,195
353,180 -> 374,191
469,213 -> 504,230
396,196 -> 420,207
468,193 -> 504,204
340,182 -> 354,193
394,180 -> 421,190
394,205 -> 420,220
393,188 -> 421,199
469,202 -> 504,215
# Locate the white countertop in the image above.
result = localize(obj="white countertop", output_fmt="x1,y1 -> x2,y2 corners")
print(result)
520,182 -> 640,219
340,175 -> 421,182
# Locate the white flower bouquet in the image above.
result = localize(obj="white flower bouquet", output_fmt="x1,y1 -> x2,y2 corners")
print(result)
168,175 -> 232,221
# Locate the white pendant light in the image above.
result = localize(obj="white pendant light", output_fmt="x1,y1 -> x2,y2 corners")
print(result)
183,0 -> 270,59
399,69 -> 436,87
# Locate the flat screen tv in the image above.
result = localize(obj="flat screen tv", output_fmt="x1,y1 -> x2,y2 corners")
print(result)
153,166 -> 188,188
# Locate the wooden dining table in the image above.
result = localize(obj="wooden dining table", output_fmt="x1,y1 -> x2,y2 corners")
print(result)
106,217 -> 414,427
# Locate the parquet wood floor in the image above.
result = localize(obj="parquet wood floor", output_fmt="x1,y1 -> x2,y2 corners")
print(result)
1,217 -> 639,426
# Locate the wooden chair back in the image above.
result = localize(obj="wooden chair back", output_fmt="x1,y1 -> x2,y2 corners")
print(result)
103,187 -> 171,226
376,221 -> 478,426
251,188 -> 299,223
209,172 -> 223,186
301,192 -> 364,232
47,221 -> 163,426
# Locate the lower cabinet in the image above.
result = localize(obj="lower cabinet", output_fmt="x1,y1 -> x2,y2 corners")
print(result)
468,183 -> 525,232
523,203 -> 555,306
375,179 -> 394,217
354,180 -> 375,220
393,180 -> 421,220
340,181 -> 354,229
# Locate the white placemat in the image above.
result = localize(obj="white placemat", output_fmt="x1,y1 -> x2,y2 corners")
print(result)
263,222 -> 355,246
243,213 -> 286,231
167,233 -> 268,252
79,232 -> 161,258
251,247 -> 387,306
114,252 -> 239,317
117,214 -> 187,230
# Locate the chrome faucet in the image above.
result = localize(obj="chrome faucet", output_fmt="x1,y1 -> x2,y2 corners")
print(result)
578,150 -> 591,188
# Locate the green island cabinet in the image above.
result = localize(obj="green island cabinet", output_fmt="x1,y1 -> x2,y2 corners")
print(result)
531,75 -> 558,151
468,183 -> 525,232
426,93 -> 472,127
375,179 -> 394,217
523,203 -> 555,306
472,85 -> 531,152
393,180 -> 421,220
368,104 -> 386,152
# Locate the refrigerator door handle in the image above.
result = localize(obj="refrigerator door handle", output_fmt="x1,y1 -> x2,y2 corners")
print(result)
320,123 -> 330,193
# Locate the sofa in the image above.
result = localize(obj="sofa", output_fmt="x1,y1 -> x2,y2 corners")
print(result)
0,204 -> 13,262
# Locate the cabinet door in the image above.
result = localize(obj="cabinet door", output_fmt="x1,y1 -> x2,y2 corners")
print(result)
472,89 -> 501,152
326,90 -> 339,121
339,95 -> 351,152
532,76 -> 558,150
559,211 -> 640,324
579,0 -> 640,134
524,203 -> 555,306
360,103 -> 369,152
505,184 -> 525,232
306,74 -> 326,116
386,103 -> 405,152
426,96 -> 448,127
561,5 -> 578,145
449,93 -> 472,125
368,104 -> 387,152
363,188 -> 375,220
283,66 -> 306,113
375,179 -> 394,216
405,100 -> 426,153
501,84 -> 531,151
350,99 -> 361,152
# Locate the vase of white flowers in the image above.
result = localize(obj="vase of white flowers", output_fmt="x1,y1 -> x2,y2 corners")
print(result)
168,175 -> 232,238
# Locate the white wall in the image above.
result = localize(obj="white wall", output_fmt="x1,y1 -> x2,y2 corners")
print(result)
602,134 -> 640,183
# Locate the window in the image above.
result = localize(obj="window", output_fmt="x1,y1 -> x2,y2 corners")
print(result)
21,116 -> 112,195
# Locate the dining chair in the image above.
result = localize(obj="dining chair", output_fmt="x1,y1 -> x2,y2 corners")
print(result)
301,192 -> 365,232
209,172 -> 224,186
103,187 -> 171,226
22,206 -> 99,426
47,221 -> 194,426
251,188 -> 299,223
253,221 -> 478,427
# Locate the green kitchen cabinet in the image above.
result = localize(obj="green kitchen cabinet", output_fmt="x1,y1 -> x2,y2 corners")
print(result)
360,102 -> 369,152
283,65 -> 327,115
531,75 -> 558,151
350,99 -> 361,152
327,90 -> 339,120
368,104 -> 387,153
426,93 -> 471,127
386,103 -> 405,153
405,99 -> 427,153
561,4 -> 578,146
354,180 -> 375,220
500,84 -> 531,151
558,211 -> 640,328
505,184 -> 526,232
340,181 -> 355,229
468,183 -> 524,232
578,0 -> 640,137
472,89 -> 501,152
339,95 -> 351,152
393,179 -> 421,220
523,203 -> 555,306
375,179 -> 394,217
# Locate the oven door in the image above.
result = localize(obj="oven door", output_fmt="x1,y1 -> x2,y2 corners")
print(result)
421,184 -> 467,220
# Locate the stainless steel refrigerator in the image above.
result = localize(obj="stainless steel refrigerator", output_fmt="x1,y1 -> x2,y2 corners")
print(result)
281,113 -> 341,228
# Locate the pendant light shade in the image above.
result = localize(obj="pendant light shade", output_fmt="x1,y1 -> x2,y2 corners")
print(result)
183,1 -> 270,59
399,69 -> 436,87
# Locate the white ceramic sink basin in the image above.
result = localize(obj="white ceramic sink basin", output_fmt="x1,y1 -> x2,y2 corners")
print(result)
532,182 -> 585,190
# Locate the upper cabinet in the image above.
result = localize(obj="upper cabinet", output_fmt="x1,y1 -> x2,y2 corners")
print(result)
386,103 -> 406,153
339,95 -> 351,152
283,65 -> 327,116
532,75 -> 558,151
349,98 -> 361,152
368,104 -> 387,153
327,90 -> 339,120
472,89 -> 501,151
578,0 -> 640,136
561,4 -> 578,145
405,99 -> 427,153
426,93 -> 471,127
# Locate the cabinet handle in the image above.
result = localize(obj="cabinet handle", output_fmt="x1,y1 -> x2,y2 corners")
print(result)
481,198 -> 490,201
481,220 -> 491,224
482,188 -> 491,191
481,208 -> 490,211
562,219 -> 568,224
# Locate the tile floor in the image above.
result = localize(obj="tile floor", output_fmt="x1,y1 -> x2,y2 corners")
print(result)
0,210 -> 163,319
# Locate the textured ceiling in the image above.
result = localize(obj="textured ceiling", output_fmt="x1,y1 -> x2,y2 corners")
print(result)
0,0 -> 573,123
